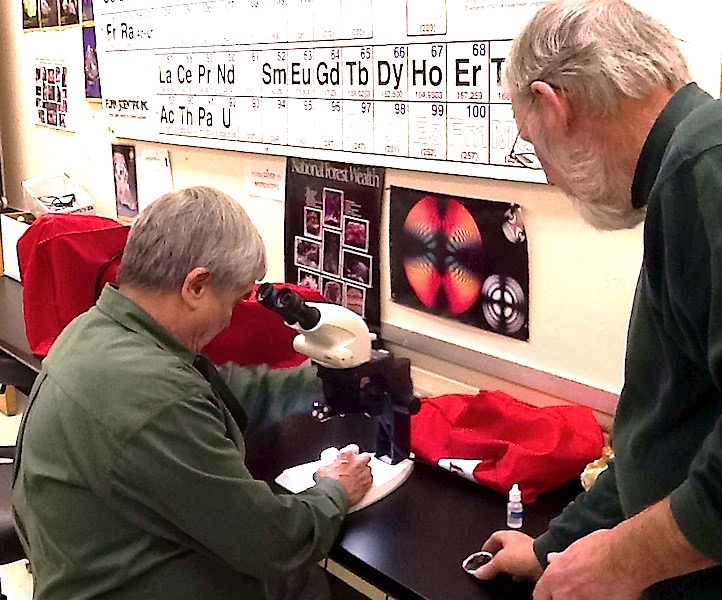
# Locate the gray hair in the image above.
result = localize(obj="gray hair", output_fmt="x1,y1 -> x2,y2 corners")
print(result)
505,0 -> 690,114
117,186 -> 267,293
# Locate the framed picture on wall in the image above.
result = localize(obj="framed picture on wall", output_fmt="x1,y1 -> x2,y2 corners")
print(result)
81,0 -> 93,22
22,0 -> 40,29
35,59 -> 70,131
112,144 -> 139,221
389,187 -> 530,341
39,0 -> 60,28
59,0 -> 79,26
82,25 -> 101,100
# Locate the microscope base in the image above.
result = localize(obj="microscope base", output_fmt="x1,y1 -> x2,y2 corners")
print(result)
275,455 -> 415,513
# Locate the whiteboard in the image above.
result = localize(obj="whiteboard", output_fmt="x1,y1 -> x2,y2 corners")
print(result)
92,0 -> 719,183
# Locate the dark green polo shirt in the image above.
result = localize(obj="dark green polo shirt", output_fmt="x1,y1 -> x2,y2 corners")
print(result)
534,84 -> 722,598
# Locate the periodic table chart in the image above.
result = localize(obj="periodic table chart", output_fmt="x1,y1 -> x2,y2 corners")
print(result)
91,0 -> 551,182
91,0 -> 718,182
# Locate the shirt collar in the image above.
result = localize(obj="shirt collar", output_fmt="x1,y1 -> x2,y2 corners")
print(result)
631,83 -> 712,209
96,285 -> 198,365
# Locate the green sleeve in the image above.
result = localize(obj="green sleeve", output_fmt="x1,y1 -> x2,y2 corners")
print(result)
218,362 -> 323,432
108,394 -> 349,580
669,147 -> 722,563
534,460 -> 625,567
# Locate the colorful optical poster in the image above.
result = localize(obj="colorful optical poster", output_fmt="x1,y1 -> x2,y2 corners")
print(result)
390,186 -> 529,341
285,158 -> 385,330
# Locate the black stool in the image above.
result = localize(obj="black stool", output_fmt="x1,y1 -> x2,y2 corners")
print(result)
0,452 -> 24,600
0,350 -> 33,599
0,353 -> 36,398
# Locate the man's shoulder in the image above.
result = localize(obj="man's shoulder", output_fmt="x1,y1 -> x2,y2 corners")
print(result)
41,313 -> 208,437
671,94 -> 722,158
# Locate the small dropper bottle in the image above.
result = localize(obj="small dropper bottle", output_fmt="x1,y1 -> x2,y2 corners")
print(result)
506,483 -> 523,529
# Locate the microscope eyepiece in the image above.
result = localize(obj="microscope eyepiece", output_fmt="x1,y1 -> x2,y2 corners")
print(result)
255,282 -> 276,306
275,288 -> 300,310
256,283 -> 321,330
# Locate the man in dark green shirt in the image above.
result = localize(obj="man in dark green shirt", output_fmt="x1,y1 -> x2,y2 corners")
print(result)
12,186 -> 372,599
473,1 -> 722,599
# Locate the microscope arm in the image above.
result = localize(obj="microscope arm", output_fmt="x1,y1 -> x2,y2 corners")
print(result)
256,284 -> 420,464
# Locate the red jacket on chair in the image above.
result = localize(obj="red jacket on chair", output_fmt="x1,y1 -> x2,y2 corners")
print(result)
17,213 -> 321,368
17,213 -> 129,357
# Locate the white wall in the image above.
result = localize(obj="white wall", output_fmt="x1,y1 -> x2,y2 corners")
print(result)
1,1 -> 718,415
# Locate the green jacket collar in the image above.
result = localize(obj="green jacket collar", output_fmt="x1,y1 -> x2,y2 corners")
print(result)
631,83 -> 713,209
95,285 -> 198,365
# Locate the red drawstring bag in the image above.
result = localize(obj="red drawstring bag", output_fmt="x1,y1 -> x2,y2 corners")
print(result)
411,390 -> 604,503
204,284 -> 326,369
17,214 -> 130,357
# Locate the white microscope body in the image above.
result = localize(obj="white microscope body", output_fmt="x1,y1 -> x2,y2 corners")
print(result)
289,301 -> 372,369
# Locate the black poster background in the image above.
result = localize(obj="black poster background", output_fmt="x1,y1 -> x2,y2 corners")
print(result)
389,186 -> 529,341
285,158 -> 385,330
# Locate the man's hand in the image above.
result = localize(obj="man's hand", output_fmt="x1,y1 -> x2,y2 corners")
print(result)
473,530 -> 544,581
314,445 -> 373,505
532,529 -> 642,600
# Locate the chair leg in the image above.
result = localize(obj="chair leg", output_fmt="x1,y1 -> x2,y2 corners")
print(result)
0,384 -> 18,417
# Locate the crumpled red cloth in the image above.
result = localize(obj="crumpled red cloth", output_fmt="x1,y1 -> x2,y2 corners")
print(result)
411,390 -> 604,503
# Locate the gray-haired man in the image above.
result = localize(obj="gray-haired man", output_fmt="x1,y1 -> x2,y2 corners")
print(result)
474,1 -> 722,599
13,186 -> 372,599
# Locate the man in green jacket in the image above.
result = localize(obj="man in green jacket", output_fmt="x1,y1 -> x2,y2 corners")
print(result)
12,186 -> 372,599
474,1 -> 722,599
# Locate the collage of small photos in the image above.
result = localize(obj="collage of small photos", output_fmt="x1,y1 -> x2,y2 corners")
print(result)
296,187 -> 372,318
285,160 -> 384,328
26,0 -> 101,132
35,60 -> 68,129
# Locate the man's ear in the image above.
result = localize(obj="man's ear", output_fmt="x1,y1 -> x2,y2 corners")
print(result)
530,81 -> 575,138
181,267 -> 211,308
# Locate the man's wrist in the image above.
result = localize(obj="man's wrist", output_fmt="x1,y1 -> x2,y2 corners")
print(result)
609,497 -> 717,591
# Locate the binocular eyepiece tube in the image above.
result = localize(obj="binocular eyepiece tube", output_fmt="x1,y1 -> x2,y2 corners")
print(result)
256,283 -> 322,331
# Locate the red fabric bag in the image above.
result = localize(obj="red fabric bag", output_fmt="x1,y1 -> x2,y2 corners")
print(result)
411,390 -> 604,503
17,213 -> 130,357
204,284 -> 326,369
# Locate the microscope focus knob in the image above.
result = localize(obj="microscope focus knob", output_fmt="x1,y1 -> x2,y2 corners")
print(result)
312,401 -> 330,421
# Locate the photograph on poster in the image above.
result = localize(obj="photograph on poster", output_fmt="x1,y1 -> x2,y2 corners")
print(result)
344,284 -> 366,318
342,250 -> 372,287
294,237 -> 321,270
322,230 -> 341,276
297,269 -> 320,291
112,145 -> 139,219
304,207 -> 321,238
23,0 -> 39,28
343,216 -> 369,252
322,279 -> 342,305
82,25 -> 101,99
322,188 -> 343,229
81,0 -> 93,22
39,0 -> 59,27
389,187 -> 529,340
60,0 -> 79,26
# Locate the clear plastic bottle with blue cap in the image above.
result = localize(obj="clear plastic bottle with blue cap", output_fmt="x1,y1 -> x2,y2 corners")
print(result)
506,483 -> 523,529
